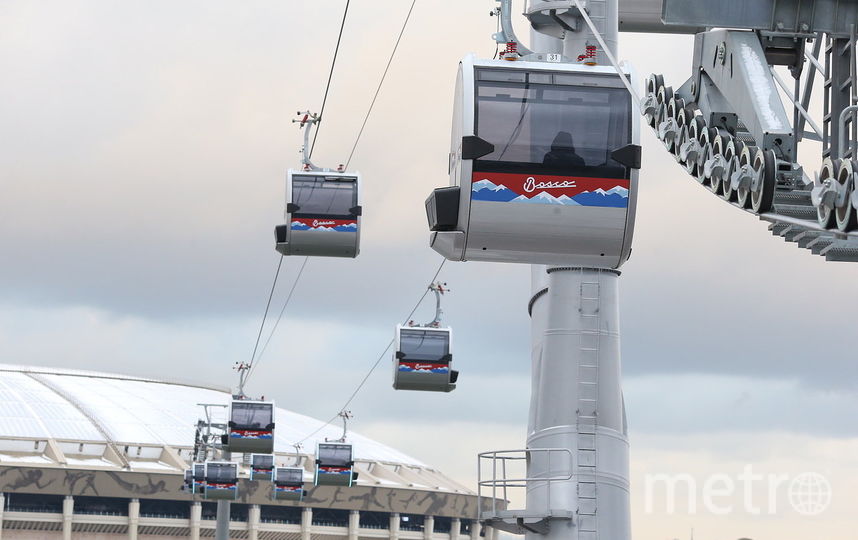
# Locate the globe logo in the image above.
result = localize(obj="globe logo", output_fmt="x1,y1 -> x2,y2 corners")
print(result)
788,472 -> 832,516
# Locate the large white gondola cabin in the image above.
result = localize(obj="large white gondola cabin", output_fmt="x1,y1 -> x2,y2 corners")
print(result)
426,54 -> 640,268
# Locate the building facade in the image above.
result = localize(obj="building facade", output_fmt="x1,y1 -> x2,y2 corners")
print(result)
0,365 -> 491,540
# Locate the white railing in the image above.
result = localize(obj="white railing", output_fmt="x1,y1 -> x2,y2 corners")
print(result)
477,448 -> 573,519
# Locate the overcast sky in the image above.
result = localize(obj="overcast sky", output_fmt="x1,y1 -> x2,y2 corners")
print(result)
1,2 -> 857,540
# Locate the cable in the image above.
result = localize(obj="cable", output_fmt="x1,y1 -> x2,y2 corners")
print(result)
294,258 -> 446,445
309,0 -> 351,159
247,255 -> 285,370
246,256 -> 311,383
344,0 -> 419,169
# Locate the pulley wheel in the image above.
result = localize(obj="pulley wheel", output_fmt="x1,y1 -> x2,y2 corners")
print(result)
750,149 -> 776,213
709,133 -> 729,195
721,138 -> 744,202
657,85 -> 673,107
735,145 -> 758,209
817,158 -> 839,229
662,96 -> 684,153
653,75 -> 667,104
675,125 -> 689,163
656,85 -> 673,130
695,126 -> 715,185
644,74 -> 662,128
835,159 -> 858,232
685,116 -> 706,176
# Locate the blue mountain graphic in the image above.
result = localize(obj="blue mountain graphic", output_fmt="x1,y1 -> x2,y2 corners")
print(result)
572,192 -> 628,208
472,186 -> 518,202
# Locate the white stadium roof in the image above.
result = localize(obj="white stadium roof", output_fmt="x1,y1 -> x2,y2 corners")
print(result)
0,364 -> 423,467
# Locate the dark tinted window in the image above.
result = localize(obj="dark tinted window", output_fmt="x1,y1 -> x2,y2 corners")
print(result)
6,493 -> 64,513
260,504 -> 302,524
201,502 -> 218,520
275,467 -> 304,485
140,499 -> 191,519
206,463 -> 237,483
434,516 -> 452,533
74,496 -> 128,515
400,514 -> 425,531
230,503 -> 249,521
231,402 -> 273,429
359,511 -> 390,529
312,508 -> 350,527
399,329 -> 450,362
252,454 -> 275,469
292,175 -> 357,217
475,69 -> 630,177
318,443 -> 352,466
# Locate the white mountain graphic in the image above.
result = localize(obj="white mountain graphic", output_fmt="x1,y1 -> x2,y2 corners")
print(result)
510,192 -> 580,205
556,195 -> 581,205
472,179 -> 511,192
579,186 -> 629,197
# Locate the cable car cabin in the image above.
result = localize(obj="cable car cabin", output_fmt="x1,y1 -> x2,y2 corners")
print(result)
273,466 -> 306,501
315,443 -> 355,487
192,463 -> 206,495
227,400 -> 275,454
275,170 -> 362,258
426,55 -> 641,269
182,468 -> 193,492
393,325 -> 457,392
251,454 -> 275,482
204,462 -> 238,501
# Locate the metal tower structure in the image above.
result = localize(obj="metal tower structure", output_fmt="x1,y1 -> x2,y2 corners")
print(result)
471,2 -> 858,540
444,2 -> 636,540
640,0 -> 858,260
523,5 -> 631,540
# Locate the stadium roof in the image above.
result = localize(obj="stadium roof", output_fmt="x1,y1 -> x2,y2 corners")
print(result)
0,364 -> 422,466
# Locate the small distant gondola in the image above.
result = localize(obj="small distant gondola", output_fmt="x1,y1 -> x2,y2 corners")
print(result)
315,442 -> 355,487
203,462 -> 238,501
251,454 -> 275,482
192,463 -> 206,495
275,112 -> 362,258
227,400 -> 275,454
393,325 -> 457,392
273,466 -> 306,501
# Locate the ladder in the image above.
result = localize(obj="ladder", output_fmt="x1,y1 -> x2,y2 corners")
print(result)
576,271 -> 600,540
823,26 -> 856,159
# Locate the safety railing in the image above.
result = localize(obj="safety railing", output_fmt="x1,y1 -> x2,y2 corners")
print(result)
477,448 -> 573,520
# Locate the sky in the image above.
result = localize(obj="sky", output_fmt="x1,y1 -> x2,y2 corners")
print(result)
1,2 -> 857,540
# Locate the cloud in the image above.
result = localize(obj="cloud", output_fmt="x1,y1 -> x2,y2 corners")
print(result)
0,5 -> 855,538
